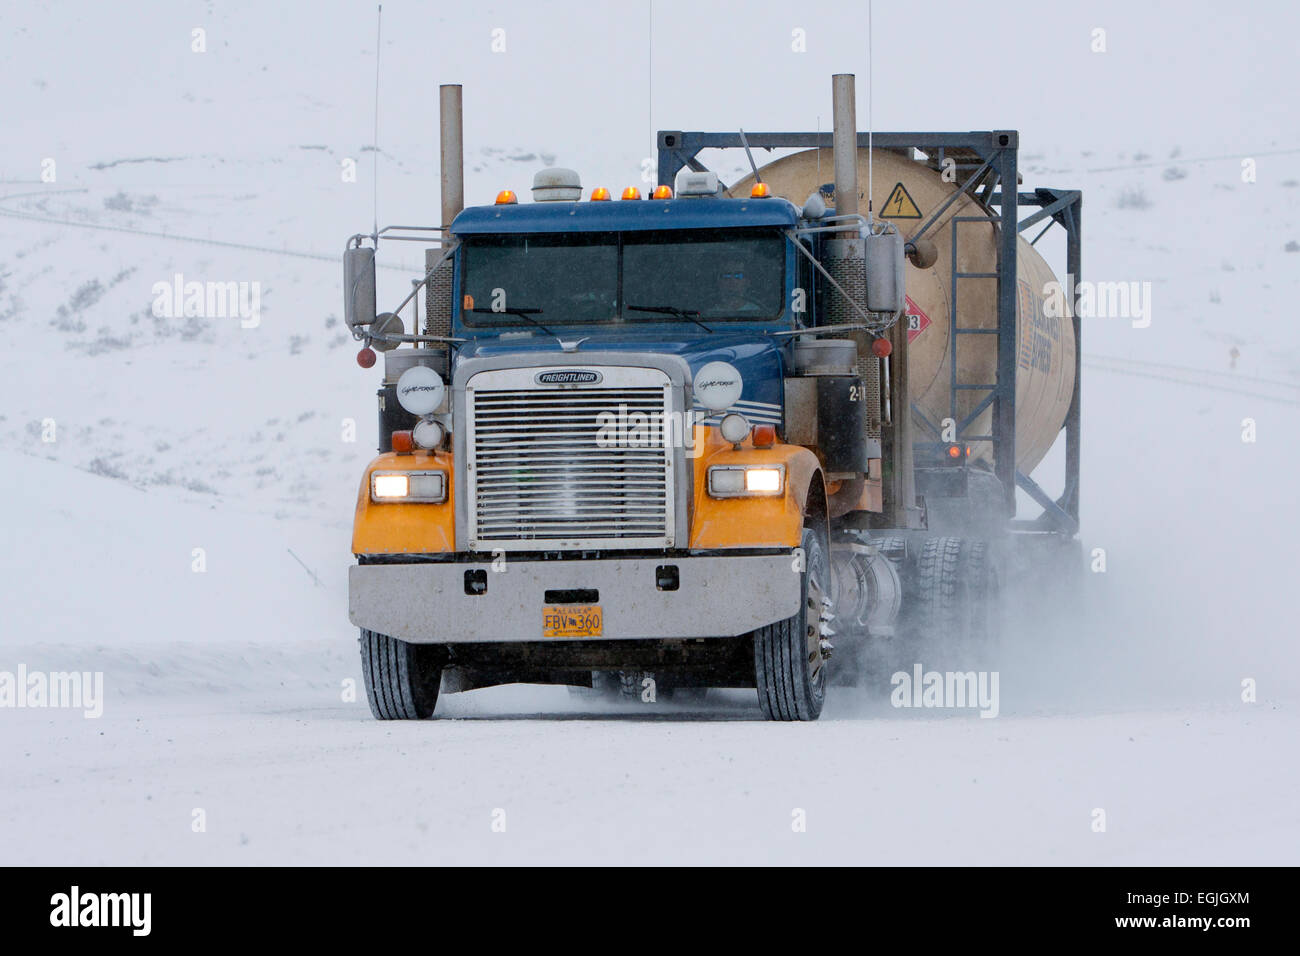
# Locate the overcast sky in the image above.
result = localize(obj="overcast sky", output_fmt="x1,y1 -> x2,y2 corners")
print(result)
8,0 -> 1295,200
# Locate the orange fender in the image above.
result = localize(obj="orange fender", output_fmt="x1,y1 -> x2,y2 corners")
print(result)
689,431 -> 824,550
351,451 -> 455,555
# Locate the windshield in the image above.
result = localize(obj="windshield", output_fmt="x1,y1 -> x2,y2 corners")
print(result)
460,228 -> 785,327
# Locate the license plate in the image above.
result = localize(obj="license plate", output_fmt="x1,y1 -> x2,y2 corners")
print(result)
543,605 -> 603,638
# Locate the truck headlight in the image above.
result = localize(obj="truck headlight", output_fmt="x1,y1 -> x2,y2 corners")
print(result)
707,464 -> 785,498
370,470 -> 447,503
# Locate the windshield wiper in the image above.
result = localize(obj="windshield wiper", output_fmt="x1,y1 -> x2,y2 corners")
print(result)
627,304 -> 714,333
470,306 -> 554,336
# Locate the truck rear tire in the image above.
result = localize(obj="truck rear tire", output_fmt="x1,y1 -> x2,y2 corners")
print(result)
359,629 -> 444,719
754,527 -> 828,721
913,536 -> 1000,656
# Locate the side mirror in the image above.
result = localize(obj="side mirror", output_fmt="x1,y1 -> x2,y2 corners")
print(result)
344,247 -> 376,330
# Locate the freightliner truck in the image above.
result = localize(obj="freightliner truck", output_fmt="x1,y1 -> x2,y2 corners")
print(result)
343,75 -> 1083,720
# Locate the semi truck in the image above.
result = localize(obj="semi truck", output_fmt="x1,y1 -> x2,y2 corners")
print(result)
342,75 -> 1083,720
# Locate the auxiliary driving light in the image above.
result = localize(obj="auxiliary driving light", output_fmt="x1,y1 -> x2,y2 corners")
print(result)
370,470 -> 447,503
719,413 -> 751,444
694,361 -> 743,411
412,418 -> 445,450
395,365 -> 447,416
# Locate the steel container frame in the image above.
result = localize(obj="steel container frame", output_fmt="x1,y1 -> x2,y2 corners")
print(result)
657,129 -> 1082,537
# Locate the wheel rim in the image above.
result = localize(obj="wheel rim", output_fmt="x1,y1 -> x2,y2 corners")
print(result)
806,551 -> 828,692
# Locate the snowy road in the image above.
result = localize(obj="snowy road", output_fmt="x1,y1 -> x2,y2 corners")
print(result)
3,349 -> 1298,865
3,640 -> 1295,866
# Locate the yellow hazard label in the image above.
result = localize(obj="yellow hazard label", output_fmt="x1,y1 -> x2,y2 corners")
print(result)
882,182 -> 922,219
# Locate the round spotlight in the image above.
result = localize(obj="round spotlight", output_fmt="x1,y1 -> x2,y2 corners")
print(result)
694,361 -> 743,411
412,418 -> 444,450
395,365 -> 446,416
720,413 -> 751,444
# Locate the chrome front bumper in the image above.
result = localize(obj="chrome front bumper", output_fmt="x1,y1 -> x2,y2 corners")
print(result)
348,553 -> 800,644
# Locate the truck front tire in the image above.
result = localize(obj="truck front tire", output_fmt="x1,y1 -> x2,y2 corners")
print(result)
754,527 -> 828,721
359,629 -> 444,719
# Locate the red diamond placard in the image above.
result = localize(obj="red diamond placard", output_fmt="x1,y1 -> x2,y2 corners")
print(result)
905,295 -> 931,344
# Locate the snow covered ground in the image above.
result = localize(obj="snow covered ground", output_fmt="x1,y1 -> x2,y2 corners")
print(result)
2,0 -> 1298,865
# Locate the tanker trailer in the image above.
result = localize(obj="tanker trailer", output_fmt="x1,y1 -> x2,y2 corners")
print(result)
655,104 -> 1084,663
728,148 -> 1076,488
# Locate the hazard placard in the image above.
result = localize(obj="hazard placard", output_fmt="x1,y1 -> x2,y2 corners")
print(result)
882,182 -> 922,219
905,295 -> 931,343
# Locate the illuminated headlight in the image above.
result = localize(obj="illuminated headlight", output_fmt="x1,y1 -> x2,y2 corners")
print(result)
370,470 -> 447,503
707,464 -> 785,498
412,419 -> 445,450
745,468 -> 782,493
719,413 -> 751,444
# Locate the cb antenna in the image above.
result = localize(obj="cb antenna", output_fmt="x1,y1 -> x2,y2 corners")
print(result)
372,4 -> 383,239
866,0 -> 874,223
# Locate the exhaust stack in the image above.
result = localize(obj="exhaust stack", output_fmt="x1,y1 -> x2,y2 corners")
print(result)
423,83 -> 463,345
831,74 -> 858,224
439,84 -> 464,227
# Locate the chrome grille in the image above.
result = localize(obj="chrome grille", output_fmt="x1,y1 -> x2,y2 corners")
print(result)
465,367 -> 674,550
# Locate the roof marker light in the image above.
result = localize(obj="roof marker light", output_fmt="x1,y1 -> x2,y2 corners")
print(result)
652,185 -> 673,199
621,186 -> 641,200
590,187 -> 611,201
750,183 -> 772,198
494,189 -> 518,205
